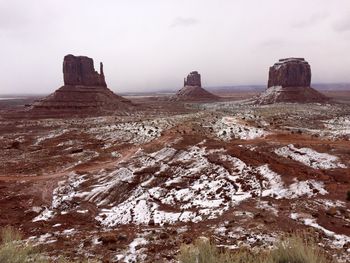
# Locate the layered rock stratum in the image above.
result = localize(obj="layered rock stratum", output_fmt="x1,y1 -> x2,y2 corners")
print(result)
173,71 -> 219,101
31,55 -> 131,114
256,58 -> 329,104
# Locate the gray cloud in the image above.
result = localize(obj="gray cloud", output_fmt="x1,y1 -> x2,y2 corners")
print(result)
333,16 -> 350,32
259,38 -> 288,49
0,0 -> 59,40
0,7 -> 28,30
170,17 -> 199,28
291,12 -> 329,28
0,0 -> 350,95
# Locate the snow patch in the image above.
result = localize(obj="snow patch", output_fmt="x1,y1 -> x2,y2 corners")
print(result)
258,164 -> 327,198
41,146 -> 327,227
274,144 -> 346,169
123,237 -> 148,263
291,213 -> 350,249
213,116 -> 268,140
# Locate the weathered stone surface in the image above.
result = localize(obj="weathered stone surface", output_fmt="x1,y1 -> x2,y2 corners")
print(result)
268,58 -> 311,88
184,71 -> 201,87
31,55 -> 131,115
173,71 -> 219,101
63,54 -> 106,87
256,58 -> 329,104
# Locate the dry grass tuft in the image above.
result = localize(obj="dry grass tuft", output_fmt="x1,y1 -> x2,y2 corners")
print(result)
178,233 -> 333,263
0,226 -> 48,263
269,233 -> 329,263
0,226 -> 100,263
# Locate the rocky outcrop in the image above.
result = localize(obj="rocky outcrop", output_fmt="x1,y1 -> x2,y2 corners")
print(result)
256,58 -> 329,104
63,55 -> 107,87
173,71 -> 219,101
268,58 -> 311,88
31,55 -> 132,115
184,71 -> 201,87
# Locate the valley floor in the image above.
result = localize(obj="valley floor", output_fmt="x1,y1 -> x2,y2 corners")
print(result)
0,98 -> 349,262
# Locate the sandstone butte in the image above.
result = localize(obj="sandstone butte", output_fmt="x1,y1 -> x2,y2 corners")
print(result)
256,58 -> 329,104
173,71 -> 219,101
31,55 -> 132,115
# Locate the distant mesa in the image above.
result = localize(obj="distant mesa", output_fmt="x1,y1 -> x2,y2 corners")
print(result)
255,58 -> 329,104
172,71 -> 219,101
31,54 -> 131,114
184,70 -> 202,87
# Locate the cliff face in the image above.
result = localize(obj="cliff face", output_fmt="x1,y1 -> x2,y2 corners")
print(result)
184,71 -> 201,87
267,58 -> 311,88
63,54 -> 106,87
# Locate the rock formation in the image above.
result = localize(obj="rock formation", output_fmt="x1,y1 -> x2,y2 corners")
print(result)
267,58 -> 311,88
256,58 -> 329,104
63,55 -> 107,87
184,71 -> 202,87
173,71 -> 219,101
31,55 -> 131,115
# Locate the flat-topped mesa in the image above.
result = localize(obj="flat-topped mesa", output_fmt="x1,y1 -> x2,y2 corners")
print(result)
255,58 -> 329,104
184,71 -> 201,87
268,57 -> 311,88
63,54 -> 106,87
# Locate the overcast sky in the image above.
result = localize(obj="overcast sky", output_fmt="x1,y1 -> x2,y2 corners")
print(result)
1,0 -> 350,94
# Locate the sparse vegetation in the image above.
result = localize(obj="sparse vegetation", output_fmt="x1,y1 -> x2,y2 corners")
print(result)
178,238 -> 264,263
0,226 -> 48,263
269,234 -> 329,263
178,233 -> 332,263
0,226 -> 100,263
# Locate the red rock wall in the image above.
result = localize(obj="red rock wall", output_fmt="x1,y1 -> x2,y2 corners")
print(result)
268,58 -> 311,88
63,54 -> 106,87
184,71 -> 201,87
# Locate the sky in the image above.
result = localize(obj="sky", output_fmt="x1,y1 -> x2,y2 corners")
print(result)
0,0 -> 350,94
